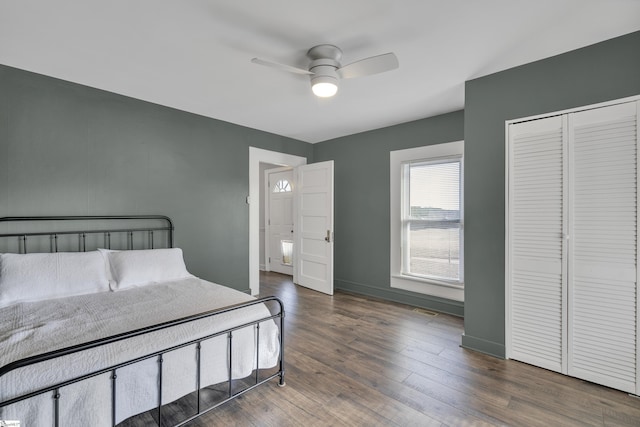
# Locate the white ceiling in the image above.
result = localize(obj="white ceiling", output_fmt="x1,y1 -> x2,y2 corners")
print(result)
1,1 -> 639,143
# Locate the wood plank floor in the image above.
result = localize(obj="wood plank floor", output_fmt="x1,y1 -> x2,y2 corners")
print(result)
136,272 -> 640,426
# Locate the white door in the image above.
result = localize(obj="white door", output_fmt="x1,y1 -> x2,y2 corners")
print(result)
266,168 -> 294,276
295,161 -> 334,295
567,101 -> 638,393
507,115 -> 568,373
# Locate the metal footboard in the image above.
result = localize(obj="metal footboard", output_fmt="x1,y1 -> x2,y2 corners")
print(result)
0,296 -> 285,427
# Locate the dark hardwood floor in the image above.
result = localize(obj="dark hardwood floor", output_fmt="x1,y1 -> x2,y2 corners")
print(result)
135,272 -> 640,426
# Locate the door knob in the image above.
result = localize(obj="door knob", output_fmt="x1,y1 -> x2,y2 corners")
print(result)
325,230 -> 331,243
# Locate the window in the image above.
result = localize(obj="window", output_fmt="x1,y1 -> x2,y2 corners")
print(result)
281,240 -> 293,265
390,141 -> 464,301
273,179 -> 292,193
402,159 -> 462,281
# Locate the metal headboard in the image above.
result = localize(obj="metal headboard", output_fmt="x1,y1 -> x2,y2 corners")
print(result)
0,215 -> 174,253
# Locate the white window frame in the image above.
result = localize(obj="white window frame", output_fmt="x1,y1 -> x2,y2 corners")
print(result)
390,141 -> 464,301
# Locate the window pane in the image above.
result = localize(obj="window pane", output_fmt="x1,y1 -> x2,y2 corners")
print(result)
281,240 -> 293,265
273,179 -> 292,193
405,159 -> 461,282
409,225 -> 460,280
409,161 -> 460,219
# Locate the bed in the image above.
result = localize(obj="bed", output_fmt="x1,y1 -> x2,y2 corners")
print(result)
0,216 -> 285,426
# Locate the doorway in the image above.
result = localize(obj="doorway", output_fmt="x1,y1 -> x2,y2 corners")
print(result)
249,147 -> 306,295
249,148 -> 335,296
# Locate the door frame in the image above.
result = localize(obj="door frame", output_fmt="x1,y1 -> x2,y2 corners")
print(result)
249,147 -> 306,295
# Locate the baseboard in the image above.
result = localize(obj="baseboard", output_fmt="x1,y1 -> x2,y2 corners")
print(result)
259,264 -> 266,271
335,278 -> 464,317
461,333 -> 505,358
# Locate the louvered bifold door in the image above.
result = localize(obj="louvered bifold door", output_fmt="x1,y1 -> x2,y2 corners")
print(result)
508,115 -> 567,373
568,101 -> 639,394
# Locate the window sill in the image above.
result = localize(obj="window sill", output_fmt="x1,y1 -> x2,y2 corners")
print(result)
390,274 -> 464,302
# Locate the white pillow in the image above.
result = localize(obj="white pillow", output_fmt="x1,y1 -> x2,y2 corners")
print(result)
105,248 -> 192,290
0,251 -> 111,306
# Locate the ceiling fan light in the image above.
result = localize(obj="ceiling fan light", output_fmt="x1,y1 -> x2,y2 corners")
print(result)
312,82 -> 338,97
311,75 -> 338,98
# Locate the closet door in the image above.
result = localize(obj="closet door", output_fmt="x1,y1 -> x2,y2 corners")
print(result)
508,115 -> 567,373
568,101 -> 638,393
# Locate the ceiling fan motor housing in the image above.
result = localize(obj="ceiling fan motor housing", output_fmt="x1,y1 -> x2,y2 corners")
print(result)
310,63 -> 339,84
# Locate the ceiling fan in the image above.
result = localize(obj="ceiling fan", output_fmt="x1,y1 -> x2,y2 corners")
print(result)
251,44 -> 399,98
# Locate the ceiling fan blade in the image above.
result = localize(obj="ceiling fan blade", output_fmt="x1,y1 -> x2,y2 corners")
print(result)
337,52 -> 399,79
251,58 -> 313,75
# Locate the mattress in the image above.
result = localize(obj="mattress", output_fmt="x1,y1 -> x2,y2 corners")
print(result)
0,277 -> 280,425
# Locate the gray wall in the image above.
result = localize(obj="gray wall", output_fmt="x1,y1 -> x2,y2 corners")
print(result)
313,111 -> 465,316
463,31 -> 640,357
0,64 -> 313,292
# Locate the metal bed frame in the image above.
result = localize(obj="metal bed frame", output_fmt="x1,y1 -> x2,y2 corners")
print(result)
0,215 -> 285,427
